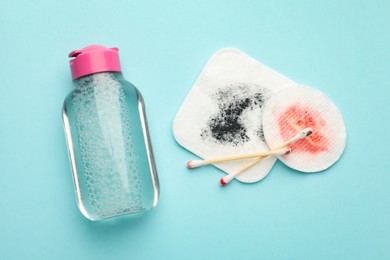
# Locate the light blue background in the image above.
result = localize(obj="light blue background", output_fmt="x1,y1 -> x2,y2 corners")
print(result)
1,0 -> 389,259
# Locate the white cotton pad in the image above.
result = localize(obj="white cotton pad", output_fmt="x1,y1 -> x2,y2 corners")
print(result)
173,48 -> 295,182
262,85 -> 347,172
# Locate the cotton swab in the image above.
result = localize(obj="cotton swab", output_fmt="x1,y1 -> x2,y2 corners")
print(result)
220,148 -> 291,185
220,127 -> 313,185
273,127 -> 313,150
187,128 -> 313,169
286,118 -> 318,147
187,147 -> 292,169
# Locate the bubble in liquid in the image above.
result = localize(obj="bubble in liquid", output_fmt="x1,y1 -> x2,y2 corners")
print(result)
72,73 -> 143,218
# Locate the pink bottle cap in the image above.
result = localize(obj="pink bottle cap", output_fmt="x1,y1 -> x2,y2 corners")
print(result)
69,44 -> 122,80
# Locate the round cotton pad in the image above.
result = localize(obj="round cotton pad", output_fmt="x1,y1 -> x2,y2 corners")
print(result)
262,85 -> 347,172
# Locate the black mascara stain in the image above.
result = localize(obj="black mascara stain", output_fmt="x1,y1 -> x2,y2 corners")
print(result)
201,85 -> 270,146
256,125 -> 266,142
205,97 -> 251,145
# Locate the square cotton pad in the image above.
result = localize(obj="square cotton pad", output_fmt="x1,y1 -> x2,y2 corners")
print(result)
173,48 -> 295,182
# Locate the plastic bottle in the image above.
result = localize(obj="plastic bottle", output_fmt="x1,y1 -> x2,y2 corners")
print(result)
62,45 -> 159,221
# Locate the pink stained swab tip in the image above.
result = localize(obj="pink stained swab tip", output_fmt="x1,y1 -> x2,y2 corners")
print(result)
187,160 -> 204,169
220,178 -> 227,186
187,161 -> 193,169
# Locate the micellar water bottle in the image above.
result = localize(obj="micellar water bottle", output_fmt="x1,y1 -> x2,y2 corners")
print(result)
62,45 -> 159,221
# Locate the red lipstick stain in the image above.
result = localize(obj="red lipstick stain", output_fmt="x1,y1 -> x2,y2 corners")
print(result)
277,104 -> 329,153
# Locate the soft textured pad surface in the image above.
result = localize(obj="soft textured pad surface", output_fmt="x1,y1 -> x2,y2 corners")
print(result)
262,85 -> 347,172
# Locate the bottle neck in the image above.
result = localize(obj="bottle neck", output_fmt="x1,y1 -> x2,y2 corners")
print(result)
72,72 -> 124,88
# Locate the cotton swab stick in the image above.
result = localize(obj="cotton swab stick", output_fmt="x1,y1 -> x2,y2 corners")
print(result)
286,118 -> 319,147
273,127 -> 313,150
187,147 -> 292,169
220,127 -> 313,186
187,128 -> 313,169
220,148 -> 291,185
